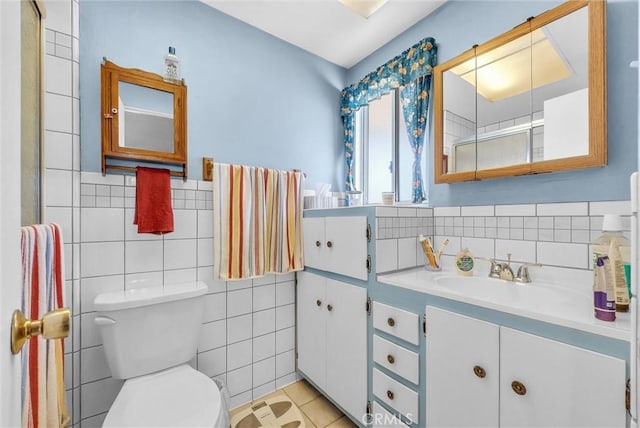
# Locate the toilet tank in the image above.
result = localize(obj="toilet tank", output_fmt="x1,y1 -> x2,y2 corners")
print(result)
94,282 -> 207,380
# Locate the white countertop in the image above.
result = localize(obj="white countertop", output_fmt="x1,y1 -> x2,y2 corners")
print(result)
377,267 -> 630,342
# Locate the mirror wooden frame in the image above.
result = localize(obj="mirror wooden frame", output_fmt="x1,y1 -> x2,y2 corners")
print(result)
433,0 -> 606,184
101,59 -> 188,179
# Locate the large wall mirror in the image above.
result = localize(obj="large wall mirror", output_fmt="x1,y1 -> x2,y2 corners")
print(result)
101,60 -> 188,178
434,0 -> 606,183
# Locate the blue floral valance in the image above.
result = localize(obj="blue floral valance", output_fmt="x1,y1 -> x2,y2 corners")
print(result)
340,37 -> 437,116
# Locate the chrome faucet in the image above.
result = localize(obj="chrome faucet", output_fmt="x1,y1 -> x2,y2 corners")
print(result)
483,253 -> 542,283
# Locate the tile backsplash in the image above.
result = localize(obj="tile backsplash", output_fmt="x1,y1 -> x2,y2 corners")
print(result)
376,201 -> 630,277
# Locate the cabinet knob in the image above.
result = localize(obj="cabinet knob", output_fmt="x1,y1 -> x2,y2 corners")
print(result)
326,241 -> 333,248
327,304 -> 333,312
315,240 -> 321,247
316,300 -> 322,307
511,380 -> 527,396
387,354 -> 395,364
473,365 -> 486,378
386,390 -> 394,400
387,317 -> 395,327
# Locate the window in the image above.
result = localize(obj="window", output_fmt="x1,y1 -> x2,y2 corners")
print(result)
353,90 -> 427,204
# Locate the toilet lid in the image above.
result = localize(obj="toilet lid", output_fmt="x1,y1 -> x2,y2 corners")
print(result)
103,365 -> 222,427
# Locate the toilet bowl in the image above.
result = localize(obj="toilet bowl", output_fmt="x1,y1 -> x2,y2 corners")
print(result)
94,282 -> 228,427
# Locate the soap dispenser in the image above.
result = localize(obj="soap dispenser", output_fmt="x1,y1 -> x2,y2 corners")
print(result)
163,46 -> 180,83
455,248 -> 474,276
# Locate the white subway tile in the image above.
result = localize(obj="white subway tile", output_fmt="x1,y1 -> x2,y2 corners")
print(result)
398,237 -> 418,269
497,204 -> 537,217
81,208 -> 124,242
164,239 -> 197,270
397,208 -> 417,217
227,340 -> 252,371
460,237 -> 494,260
276,372 -> 298,390
416,207 -> 433,217
204,293 -> 226,322
81,275 -> 124,313
45,131 -> 72,170
124,271 -> 163,290
537,242 -> 588,269
253,283 -> 277,313
376,239 -> 398,273
434,206 -> 461,217
495,239 -> 536,263
253,333 -> 276,362
227,288 -> 253,317
123,209 -> 162,241
251,309 -> 275,338
253,357 -> 276,387
589,200 -> 630,216
228,314 -> 252,344
253,382 -> 276,401
125,241 -> 163,274
228,278 -> 253,290
46,54 -> 72,96
375,207 -> 398,217
45,92 -> 72,133
229,391 -> 253,410
170,178 -> 198,190
275,272 -> 295,283
198,181 -> 213,191
253,274 -> 276,287
275,304 -> 294,330
46,206 -> 72,241
81,171 -> 124,186
197,238 -> 213,268
168,209 -> 197,239
197,347 -> 226,377
275,281 -> 295,306
80,346 -> 110,384
227,365 -> 253,396
197,210 -> 213,238
164,268 -> 197,284
44,0 -> 72,34
80,313 -> 101,348
434,236 -> 460,257
275,350 -> 295,378
198,320 -> 228,352
81,242 -> 124,278
275,327 -> 294,354
46,169 -> 73,206
461,205 -> 494,217
536,202 -> 588,216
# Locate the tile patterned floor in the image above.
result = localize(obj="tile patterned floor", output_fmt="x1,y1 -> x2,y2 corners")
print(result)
229,380 -> 357,428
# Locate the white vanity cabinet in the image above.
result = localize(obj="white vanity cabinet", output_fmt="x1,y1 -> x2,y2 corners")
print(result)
425,306 -> 626,428
303,216 -> 369,280
297,271 -> 368,421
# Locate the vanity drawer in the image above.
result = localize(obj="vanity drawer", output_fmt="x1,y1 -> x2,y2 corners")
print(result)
371,401 -> 410,428
373,335 -> 419,384
373,302 -> 419,345
373,368 -> 418,421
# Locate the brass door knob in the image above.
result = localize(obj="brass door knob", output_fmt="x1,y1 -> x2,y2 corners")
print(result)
473,365 -> 486,378
387,390 -> 394,400
11,308 -> 70,354
316,300 -> 322,307
387,354 -> 395,364
387,317 -> 395,327
326,241 -> 333,248
511,381 -> 527,396
327,304 -> 333,312
315,241 -> 321,247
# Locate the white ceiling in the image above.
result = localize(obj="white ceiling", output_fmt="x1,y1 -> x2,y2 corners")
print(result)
200,0 -> 447,69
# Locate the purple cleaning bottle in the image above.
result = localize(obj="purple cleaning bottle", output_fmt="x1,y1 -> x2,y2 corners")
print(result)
594,256 -> 616,321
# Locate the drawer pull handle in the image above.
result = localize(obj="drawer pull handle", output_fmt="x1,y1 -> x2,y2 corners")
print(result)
473,365 -> 486,378
327,304 -> 333,312
326,241 -> 333,248
511,381 -> 527,396
387,318 -> 395,327
386,390 -> 394,400
387,354 -> 395,364
316,300 -> 322,307
315,240 -> 321,247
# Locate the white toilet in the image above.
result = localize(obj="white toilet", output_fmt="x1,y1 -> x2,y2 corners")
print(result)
94,281 -> 229,427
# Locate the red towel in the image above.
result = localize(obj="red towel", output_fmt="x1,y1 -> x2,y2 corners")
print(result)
134,167 -> 174,234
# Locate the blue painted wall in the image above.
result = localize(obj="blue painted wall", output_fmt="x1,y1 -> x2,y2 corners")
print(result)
80,1 -> 347,190
349,1 -> 639,206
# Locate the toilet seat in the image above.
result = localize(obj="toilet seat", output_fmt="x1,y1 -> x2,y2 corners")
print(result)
103,364 -> 223,427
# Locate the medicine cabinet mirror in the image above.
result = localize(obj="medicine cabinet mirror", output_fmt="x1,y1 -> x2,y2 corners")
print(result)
434,0 -> 605,183
101,59 -> 188,179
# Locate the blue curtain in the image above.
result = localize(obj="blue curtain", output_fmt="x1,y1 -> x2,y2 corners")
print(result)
400,76 -> 431,203
340,37 -> 437,194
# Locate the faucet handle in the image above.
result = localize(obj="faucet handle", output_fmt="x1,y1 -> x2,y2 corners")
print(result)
477,257 -> 501,278
515,262 -> 542,283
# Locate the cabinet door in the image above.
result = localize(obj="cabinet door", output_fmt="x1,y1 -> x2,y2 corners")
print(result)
302,217 -> 325,270
500,327 -> 626,428
296,271 -> 326,389
425,307 -> 500,428
325,216 -> 368,280
325,278 -> 367,421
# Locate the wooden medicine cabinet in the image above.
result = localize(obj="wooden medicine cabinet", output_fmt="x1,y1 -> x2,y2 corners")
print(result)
433,0 -> 606,183
101,59 -> 188,179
